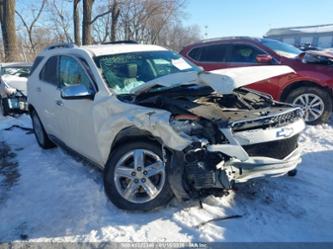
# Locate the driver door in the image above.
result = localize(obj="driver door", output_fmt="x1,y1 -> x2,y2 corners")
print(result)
55,55 -> 100,163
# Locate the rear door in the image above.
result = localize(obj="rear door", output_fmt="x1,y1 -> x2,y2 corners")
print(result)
186,43 -> 231,71
34,56 -> 62,137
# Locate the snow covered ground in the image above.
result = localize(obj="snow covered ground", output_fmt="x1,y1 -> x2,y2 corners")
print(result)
0,114 -> 332,242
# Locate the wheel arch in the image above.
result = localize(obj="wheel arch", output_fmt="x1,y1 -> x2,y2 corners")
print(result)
107,126 -> 167,163
280,81 -> 333,102
28,104 -> 36,114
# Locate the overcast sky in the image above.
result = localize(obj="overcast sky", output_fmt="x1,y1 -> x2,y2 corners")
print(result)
184,0 -> 333,38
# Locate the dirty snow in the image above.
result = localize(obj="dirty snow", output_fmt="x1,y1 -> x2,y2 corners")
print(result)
0,114 -> 332,242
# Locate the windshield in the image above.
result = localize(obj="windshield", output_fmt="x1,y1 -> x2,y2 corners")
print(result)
95,50 -> 200,94
261,38 -> 302,58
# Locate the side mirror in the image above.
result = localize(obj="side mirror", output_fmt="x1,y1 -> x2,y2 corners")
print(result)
256,54 -> 273,64
60,84 -> 94,100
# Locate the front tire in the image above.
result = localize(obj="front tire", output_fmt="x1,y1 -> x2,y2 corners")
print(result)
104,141 -> 174,211
285,87 -> 332,125
31,110 -> 55,149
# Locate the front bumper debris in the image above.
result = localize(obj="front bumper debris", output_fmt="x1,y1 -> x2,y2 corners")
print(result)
227,147 -> 302,183
169,120 -> 304,200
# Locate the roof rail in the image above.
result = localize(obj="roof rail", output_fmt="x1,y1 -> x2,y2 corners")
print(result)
101,40 -> 138,45
198,36 -> 257,43
44,43 -> 77,51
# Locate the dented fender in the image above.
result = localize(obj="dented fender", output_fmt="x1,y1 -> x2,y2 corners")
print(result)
92,96 -> 192,166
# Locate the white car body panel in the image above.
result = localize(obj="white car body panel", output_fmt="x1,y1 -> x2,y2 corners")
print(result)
90,96 -> 192,165
132,65 -> 295,95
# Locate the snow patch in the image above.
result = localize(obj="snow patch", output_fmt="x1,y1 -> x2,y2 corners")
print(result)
0,114 -> 332,242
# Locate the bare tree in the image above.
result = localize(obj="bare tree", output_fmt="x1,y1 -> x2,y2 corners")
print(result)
15,0 -> 47,53
159,22 -> 202,51
49,0 -> 73,43
73,0 -> 81,45
0,0 -> 18,62
82,0 -> 94,45
110,0 -> 120,42
92,7 -> 111,43
82,0 -> 119,45
116,0 -> 185,44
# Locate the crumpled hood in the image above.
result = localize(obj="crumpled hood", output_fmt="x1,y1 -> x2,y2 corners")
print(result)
302,50 -> 333,65
132,65 -> 295,95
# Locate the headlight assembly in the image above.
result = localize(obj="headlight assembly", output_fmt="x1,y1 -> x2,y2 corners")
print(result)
170,114 -> 204,136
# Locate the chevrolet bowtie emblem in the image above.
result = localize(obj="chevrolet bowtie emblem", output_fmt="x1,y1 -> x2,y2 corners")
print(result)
276,127 -> 294,138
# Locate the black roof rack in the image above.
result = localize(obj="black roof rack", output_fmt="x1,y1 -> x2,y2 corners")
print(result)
101,40 -> 138,45
44,43 -> 77,50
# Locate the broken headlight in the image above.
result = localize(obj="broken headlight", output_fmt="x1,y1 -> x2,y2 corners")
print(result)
170,114 -> 227,144
170,114 -> 204,137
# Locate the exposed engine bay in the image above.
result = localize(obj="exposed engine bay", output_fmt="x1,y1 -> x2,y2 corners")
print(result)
118,84 -> 304,199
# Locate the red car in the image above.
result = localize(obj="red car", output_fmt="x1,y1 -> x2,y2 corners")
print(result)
181,37 -> 333,124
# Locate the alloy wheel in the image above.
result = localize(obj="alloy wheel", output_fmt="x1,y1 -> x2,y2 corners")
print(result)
292,93 -> 325,122
113,149 -> 166,204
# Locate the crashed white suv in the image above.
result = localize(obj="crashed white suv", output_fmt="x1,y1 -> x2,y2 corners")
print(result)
28,43 -> 305,211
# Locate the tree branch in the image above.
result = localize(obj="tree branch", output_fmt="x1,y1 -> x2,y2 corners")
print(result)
90,8 -> 112,24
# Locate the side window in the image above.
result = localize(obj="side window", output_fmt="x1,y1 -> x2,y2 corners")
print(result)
59,56 -> 92,89
188,47 -> 202,61
30,56 -> 44,75
196,44 -> 228,62
227,44 -> 263,63
39,56 -> 58,85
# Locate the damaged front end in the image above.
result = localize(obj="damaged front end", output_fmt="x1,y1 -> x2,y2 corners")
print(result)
128,84 -> 305,200
0,84 -> 28,116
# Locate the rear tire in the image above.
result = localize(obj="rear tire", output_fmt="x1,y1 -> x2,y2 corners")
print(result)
104,141 -> 174,211
285,87 -> 332,125
31,110 -> 55,149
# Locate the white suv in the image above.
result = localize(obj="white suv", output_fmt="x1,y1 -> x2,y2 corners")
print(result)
28,43 -> 305,211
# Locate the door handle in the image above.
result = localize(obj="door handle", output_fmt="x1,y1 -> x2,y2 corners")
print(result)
36,87 -> 41,92
56,100 -> 63,106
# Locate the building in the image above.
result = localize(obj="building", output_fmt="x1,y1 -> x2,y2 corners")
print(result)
265,24 -> 333,49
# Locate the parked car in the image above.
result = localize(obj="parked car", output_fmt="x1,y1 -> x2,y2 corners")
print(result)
180,37 -> 333,124
28,43 -> 305,211
0,63 -> 31,115
298,43 -> 320,51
